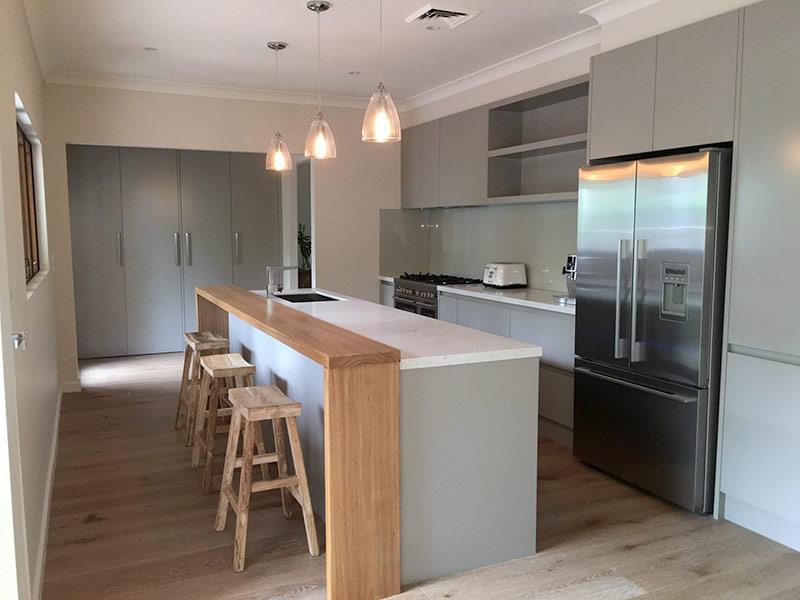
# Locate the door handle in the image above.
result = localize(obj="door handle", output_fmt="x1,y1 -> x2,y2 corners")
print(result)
184,232 -> 192,266
575,367 -> 697,404
614,239 -> 628,359
116,231 -> 124,267
173,232 -> 181,266
631,238 -> 646,362
10,331 -> 27,351
234,232 -> 242,265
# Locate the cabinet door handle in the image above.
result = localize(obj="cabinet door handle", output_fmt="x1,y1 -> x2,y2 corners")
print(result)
184,232 -> 192,266
234,232 -> 242,265
116,231 -> 124,267
173,232 -> 181,266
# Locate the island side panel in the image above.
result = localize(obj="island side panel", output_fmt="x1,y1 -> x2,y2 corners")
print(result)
399,357 -> 539,585
325,362 -> 401,600
228,314 -> 327,517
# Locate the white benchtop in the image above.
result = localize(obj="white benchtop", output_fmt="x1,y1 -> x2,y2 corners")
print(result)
258,289 -> 542,370
438,284 -> 576,316
378,275 -> 393,284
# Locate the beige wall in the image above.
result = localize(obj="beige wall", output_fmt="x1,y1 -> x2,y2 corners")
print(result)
44,84 -> 400,386
0,0 -> 62,597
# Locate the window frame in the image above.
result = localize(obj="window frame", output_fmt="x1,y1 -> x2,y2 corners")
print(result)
16,123 -> 40,283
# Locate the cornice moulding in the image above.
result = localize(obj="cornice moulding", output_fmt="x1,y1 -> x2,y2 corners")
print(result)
398,26 -> 601,112
579,0 -> 662,25
45,71 -> 369,110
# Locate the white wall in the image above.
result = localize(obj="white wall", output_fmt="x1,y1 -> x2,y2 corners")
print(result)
43,84 -> 400,386
0,0 -> 62,597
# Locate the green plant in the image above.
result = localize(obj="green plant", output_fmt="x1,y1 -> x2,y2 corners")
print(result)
297,224 -> 311,270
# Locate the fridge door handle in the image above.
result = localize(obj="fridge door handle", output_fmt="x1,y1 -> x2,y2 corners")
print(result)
614,239 -> 629,359
574,367 -> 697,404
631,238 -> 646,362
173,232 -> 181,266
184,232 -> 192,266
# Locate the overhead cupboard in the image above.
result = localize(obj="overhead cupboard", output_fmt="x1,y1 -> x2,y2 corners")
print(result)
588,10 -> 741,160
68,145 -> 281,359
401,79 -> 588,209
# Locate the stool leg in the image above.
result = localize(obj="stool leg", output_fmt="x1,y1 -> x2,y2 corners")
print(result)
186,351 -> 204,446
252,424 -> 270,482
191,372 -> 212,467
216,410 -> 242,532
234,420 -> 256,572
202,380 -> 222,493
286,416 -> 319,556
176,345 -> 192,430
273,418 -> 293,519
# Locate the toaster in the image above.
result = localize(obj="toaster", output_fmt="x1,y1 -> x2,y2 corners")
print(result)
483,263 -> 527,288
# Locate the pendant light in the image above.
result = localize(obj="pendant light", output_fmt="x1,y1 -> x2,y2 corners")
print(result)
265,41 -> 293,171
304,1 -> 337,159
362,0 -> 401,143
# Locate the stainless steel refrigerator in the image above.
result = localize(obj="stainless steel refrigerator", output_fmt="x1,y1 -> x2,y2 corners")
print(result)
573,149 -> 731,513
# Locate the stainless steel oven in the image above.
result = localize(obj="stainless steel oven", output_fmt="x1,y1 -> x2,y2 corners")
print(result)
393,273 -> 481,319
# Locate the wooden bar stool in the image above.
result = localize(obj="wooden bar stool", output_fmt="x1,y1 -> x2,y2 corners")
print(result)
216,385 -> 319,572
175,331 -> 228,445
192,353 -> 268,493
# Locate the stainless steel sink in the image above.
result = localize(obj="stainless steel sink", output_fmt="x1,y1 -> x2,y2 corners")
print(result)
273,292 -> 339,303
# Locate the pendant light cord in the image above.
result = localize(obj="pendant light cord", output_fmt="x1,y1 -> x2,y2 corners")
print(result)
379,0 -> 384,84
317,10 -> 322,114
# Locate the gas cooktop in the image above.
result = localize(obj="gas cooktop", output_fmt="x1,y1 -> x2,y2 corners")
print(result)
397,272 -> 481,286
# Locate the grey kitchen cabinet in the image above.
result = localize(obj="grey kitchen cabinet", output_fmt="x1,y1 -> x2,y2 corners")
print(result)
230,153 -> 282,291
589,38 -> 657,160
438,290 -> 576,434
67,145 -> 128,359
653,11 -> 740,150
439,108 -> 489,206
120,147 -> 184,354
179,150 -> 233,332
401,120 -> 440,208
727,0 -> 800,357
379,279 -> 394,307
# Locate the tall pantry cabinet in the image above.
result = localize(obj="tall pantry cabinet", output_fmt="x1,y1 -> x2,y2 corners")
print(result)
68,145 -> 282,359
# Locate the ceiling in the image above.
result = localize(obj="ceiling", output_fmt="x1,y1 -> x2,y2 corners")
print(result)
23,0 -> 600,104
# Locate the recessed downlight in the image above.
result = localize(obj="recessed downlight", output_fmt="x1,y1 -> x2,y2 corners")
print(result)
142,46 -> 158,52
348,70 -> 361,76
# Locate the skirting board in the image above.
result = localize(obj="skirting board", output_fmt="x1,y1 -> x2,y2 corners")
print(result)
539,416 -> 573,450
33,391 -> 62,599
721,493 -> 800,552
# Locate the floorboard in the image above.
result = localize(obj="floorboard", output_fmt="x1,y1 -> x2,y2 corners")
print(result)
42,354 -> 799,599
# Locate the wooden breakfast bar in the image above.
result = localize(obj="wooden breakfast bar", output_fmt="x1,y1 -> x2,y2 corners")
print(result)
196,285 -> 542,600
197,285 -> 401,599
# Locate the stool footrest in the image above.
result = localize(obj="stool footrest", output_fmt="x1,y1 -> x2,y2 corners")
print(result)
234,453 -> 278,468
251,476 -> 299,494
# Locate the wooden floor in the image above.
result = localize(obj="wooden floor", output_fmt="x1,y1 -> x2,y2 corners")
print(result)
43,354 -> 799,599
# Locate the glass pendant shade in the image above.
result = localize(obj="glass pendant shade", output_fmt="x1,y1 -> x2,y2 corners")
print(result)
304,112 -> 337,159
362,82 -> 401,142
265,132 -> 293,171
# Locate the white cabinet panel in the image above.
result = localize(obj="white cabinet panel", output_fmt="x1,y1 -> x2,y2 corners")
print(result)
653,11 -> 740,150
438,293 -> 458,324
509,307 -> 575,371
589,38 -> 657,160
380,280 -> 395,307
721,353 -> 800,527
728,0 -> 800,356
455,297 -> 510,337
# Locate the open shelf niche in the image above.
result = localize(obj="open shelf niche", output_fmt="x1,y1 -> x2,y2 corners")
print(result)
487,80 -> 588,203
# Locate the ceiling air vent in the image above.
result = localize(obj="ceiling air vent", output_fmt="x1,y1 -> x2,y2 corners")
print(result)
405,4 -> 482,29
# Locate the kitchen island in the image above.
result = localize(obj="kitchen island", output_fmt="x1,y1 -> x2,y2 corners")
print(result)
196,285 -> 541,599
